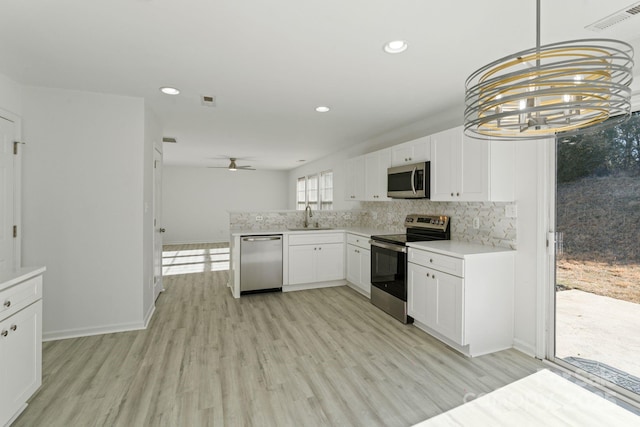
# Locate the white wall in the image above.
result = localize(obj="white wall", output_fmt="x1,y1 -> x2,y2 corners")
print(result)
21,86 -> 148,339
512,140 -> 546,356
162,166 -> 289,244
0,73 -> 22,116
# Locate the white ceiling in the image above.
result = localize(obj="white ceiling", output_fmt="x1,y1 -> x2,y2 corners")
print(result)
1,0 -> 639,170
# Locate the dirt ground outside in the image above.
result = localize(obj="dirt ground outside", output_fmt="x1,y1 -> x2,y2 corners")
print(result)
556,257 -> 640,304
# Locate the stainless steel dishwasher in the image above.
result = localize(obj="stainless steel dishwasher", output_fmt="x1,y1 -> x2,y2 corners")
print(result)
240,234 -> 283,294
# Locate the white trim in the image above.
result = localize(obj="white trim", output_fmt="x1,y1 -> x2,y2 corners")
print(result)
143,303 -> 156,328
535,138 -> 554,359
0,108 -> 22,270
513,338 -> 537,358
43,321 -> 147,342
282,280 -> 346,292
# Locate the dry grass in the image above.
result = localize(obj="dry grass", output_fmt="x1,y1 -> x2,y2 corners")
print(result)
556,257 -> 640,304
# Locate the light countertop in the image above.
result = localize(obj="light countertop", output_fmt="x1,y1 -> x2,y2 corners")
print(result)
0,266 -> 47,292
407,240 -> 514,258
230,227 -> 395,238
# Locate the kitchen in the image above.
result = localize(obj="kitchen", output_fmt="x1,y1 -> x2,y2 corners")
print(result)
2,0 -> 640,425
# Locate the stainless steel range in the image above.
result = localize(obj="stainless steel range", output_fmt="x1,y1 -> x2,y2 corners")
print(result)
369,214 -> 450,323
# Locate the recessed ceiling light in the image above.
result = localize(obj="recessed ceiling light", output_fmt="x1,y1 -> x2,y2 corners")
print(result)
160,86 -> 180,95
384,40 -> 408,54
315,106 -> 330,113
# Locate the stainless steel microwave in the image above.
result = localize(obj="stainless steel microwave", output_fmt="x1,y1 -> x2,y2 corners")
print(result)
387,161 -> 430,199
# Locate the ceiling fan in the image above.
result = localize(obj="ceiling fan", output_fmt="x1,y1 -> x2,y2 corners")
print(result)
208,157 -> 255,171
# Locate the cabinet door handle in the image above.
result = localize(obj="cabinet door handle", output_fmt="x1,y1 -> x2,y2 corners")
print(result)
1,330 -> 7,337
10,325 -> 17,331
3,300 -> 10,308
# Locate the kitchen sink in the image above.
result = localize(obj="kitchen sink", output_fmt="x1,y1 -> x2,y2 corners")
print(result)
287,227 -> 335,231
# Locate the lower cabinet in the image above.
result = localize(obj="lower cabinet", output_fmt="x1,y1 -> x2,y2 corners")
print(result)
407,245 -> 514,357
288,233 -> 345,285
0,269 -> 44,427
346,244 -> 371,297
0,301 -> 42,426
408,263 -> 463,344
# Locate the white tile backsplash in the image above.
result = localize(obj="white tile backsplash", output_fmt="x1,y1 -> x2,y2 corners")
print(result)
230,200 -> 517,249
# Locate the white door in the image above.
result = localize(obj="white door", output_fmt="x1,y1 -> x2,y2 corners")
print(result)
0,116 -> 15,274
153,148 -> 164,300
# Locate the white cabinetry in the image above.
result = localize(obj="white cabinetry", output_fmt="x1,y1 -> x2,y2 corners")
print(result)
288,233 -> 345,285
346,233 -> 371,297
345,156 -> 365,201
430,126 -> 514,202
0,268 -> 44,427
407,243 -> 514,357
364,148 -> 391,201
390,136 -> 430,166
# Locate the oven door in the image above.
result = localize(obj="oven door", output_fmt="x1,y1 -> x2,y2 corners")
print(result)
369,240 -> 407,301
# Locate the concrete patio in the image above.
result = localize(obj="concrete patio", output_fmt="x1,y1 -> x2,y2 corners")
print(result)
556,289 -> 640,389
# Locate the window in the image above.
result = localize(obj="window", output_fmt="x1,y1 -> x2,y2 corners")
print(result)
296,170 -> 333,210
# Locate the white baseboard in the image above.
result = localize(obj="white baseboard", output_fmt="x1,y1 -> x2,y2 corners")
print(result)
513,338 -> 536,358
283,280 -> 346,293
43,321 -> 147,342
143,304 -> 156,328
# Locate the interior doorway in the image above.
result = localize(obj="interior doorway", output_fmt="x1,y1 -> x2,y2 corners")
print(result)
552,112 -> 640,399
153,147 -> 164,301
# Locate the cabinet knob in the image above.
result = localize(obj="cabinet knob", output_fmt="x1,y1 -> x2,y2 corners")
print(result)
159,228 -> 166,233
430,259 -> 433,263
456,192 -> 460,197
3,300 -> 10,308
319,247 -> 322,250
10,325 -> 17,331
450,192 -> 454,197
1,330 -> 7,337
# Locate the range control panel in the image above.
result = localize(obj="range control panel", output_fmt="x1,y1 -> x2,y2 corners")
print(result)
404,214 -> 449,232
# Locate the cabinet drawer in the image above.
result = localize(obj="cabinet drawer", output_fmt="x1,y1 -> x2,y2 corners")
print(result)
409,249 -> 464,277
289,232 -> 344,246
346,233 -> 369,249
0,275 -> 43,322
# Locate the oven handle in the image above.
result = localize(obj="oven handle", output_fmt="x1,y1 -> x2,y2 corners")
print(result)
369,240 -> 407,253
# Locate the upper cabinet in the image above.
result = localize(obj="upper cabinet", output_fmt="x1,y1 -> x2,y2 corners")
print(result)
430,126 -> 514,202
364,148 -> 391,201
345,156 -> 365,201
390,136 -> 431,166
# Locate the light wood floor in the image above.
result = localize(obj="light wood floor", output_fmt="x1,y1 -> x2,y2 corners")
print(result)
15,243 -> 543,427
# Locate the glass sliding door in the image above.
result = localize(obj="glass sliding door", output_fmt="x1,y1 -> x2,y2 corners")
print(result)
553,111 -> 640,399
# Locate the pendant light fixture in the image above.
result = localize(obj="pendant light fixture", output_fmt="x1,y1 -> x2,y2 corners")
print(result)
464,0 -> 634,140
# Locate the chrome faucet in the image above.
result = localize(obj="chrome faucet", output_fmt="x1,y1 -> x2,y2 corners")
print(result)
304,205 -> 313,228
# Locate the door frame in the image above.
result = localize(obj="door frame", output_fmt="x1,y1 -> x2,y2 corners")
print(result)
0,108 -> 22,270
153,146 -> 164,300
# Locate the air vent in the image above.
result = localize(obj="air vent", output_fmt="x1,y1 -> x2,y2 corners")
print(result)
201,95 -> 217,107
586,1 -> 640,31
162,137 -> 177,143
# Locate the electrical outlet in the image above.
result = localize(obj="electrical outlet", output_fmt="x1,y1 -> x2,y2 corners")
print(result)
255,215 -> 264,221
505,205 -> 518,218
473,217 -> 480,229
